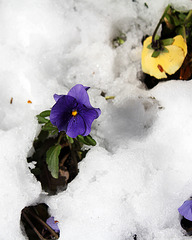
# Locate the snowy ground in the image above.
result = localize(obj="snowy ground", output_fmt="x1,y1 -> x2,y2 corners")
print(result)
1,0 -> 192,239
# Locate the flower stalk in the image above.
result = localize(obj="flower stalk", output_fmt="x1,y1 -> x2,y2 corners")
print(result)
152,4 -> 171,49
184,10 -> 192,25
57,131 -> 65,145
22,211 -> 46,240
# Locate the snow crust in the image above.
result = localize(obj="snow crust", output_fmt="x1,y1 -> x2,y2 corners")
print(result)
1,0 -> 192,239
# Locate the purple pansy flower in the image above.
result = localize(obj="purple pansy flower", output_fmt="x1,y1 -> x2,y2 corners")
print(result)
46,217 -> 60,233
178,199 -> 192,221
50,84 -> 101,138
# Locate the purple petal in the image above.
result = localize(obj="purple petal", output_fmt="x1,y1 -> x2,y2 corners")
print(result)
46,217 -> 60,233
178,200 -> 192,221
50,85 -> 101,137
78,106 -> 101,136
50,95 -> 77,132
66,104 -> 101,138
53,94 -> 63,102
66,114 -> 86,138
67,84 -> 92,108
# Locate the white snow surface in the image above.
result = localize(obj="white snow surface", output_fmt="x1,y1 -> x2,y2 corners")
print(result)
1,0 -> 192,239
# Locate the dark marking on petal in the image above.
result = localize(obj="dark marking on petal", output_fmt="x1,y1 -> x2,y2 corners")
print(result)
157,64 -> 164,72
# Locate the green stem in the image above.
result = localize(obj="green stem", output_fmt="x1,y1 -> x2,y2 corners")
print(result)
184,10 -> 192,25
152,4 -> 171,45
57,131 -> 65,144
181,25 -> 186,41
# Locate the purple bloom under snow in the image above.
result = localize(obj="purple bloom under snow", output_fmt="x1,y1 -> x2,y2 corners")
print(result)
50,84 -> 101,138
46,217 -> 60,233
178,199 -> 192,221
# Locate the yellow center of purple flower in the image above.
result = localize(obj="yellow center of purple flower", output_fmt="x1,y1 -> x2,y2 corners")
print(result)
72,110 -> 78,117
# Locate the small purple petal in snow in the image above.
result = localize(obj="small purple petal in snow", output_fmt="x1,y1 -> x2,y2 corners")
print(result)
178,200 -> 192,221
46,217 -> 60,233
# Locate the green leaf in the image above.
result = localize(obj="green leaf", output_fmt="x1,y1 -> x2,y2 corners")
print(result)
77,135 -> 96,146
50,129 -> 59,136
112,33 -> 127,48
118,38 -> 125,45
42,125 -> 58,132
37,115 -> 49,124
46,144 -> 61,179
172,15 -> 181,26
36,110 -> 51,124
162,47 -> 169,53
147,43 -> 153,50
42,121 -> 58,135
176,25 -> 186,38
154,35 -> 160,41
164,13 -> 172,24
84,135 -> 96,146
178,13 -> 187,21
77,135 -> 87,145
66,135 -> 74,144
161,38 -> 174,46
42,121 -> 58,132
39,110 -> 51,117
151,50 -> 161,58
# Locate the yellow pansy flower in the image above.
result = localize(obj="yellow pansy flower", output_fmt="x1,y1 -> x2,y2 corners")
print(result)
141,35 -> 187,79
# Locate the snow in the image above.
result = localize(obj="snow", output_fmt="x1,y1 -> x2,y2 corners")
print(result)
1,0 -> 192,239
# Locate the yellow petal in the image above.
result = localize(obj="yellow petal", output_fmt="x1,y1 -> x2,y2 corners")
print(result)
172,35 -> 187,56
157,45 -> 185,75
141,36 -> 167,79
141,35 -> 187,79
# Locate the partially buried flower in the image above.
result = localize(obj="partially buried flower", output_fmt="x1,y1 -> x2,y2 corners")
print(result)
178,199 -> 192,221
141,35 -> 187,79
50,84 -> 101,138
46,217 -> 60,233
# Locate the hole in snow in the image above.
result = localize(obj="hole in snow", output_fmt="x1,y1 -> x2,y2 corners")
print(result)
27,130 -> 84,194
20,203 -> 60,240
180,217 -> 192,236
133,234 -> 137,240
